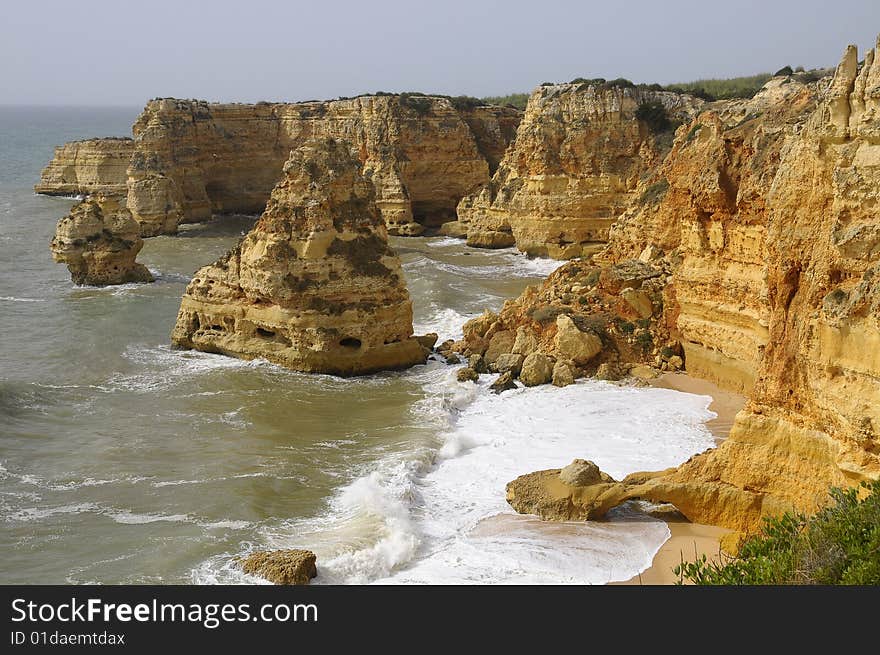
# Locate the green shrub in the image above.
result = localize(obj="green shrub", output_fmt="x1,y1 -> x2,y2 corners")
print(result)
675,479 -> 880,585
399,93 -> 433,115
530,306 -> 563,323
774,65 -> 794,76
664,73 -> 772,100
481,93 -> 529,110
614,318 -> 635,334
635,330 -> 654,352
636,318 -> 651,329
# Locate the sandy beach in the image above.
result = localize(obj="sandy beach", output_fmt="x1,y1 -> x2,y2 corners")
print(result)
612,372 -> 745,584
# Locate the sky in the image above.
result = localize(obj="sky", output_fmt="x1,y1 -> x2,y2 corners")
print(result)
2,0 -> 879,106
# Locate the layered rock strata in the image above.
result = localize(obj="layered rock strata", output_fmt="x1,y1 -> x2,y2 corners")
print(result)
503,39 -> 880,535
35,138 -> 133,197
454,84 -> 704,258
38,97 -> 520,238
171,138 -> 428,376
50,195 -> 153,286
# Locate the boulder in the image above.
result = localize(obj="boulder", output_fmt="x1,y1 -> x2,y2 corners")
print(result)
468,353 -> 489,374
490,371 -> 517,394
416,333 -> 439,350
558,459 -> 603,486
494,353 -> 525,376
620,287 -> 654,319
553,314 -> 602,365
595,362 -> 626,381
483,329 -> 515,364
552,360 -> 576,387
519,353 -> 554,386
239,549 -> 317,585
457,367 -> 480,383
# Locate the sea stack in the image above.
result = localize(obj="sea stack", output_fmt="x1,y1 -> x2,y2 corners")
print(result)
170,137 -> 428,376
50,194 -> 154,286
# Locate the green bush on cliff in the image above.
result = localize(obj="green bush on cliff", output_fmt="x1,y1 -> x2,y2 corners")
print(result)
481,93 -> 530,110
675,479 -> 880,585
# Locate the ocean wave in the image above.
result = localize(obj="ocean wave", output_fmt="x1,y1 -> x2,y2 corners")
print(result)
203,376 -> 716,585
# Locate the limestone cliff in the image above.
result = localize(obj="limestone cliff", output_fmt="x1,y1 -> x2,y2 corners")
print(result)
124,96 -> 519,237
502,39 -> 880,534
454,83 -> 703,258
35,138 -> 133,197
171,138 -> 428,376
50,195 -> 153,286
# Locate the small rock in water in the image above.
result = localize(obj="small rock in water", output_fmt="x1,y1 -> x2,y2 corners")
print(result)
239,549 -> 317,585
490,371 -> 517,394
468,353 -> 488,374
457,367 -> 480,383
444,353 -> 461,365
495,353 -> 525,376
520,353 -> 553,386
417,333 -> 439,350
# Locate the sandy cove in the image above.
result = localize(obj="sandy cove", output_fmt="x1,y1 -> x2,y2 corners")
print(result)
612,372 -> 744,585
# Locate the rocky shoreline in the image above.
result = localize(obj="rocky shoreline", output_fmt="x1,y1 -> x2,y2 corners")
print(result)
32,33 -> 880,584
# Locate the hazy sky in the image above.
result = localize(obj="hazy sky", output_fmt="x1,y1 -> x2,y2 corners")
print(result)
3,0 -> 879,106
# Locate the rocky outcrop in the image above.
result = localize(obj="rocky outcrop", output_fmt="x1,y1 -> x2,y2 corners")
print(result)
35,138 -> 133,197
50,195 -> 153,286
452,257 -> 679,384
239,549 -> 317,585
171,138 -> 428,376
504,38 -> 880,535
600,78 -> 819,395
454,83 -> 704,258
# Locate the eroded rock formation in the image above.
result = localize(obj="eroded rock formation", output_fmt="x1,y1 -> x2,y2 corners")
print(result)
171,138 -> 428,376
503,39 -> 880,535
453,83 -> 703,258
50,195 -> 153,286
35,138 -> 133,198
38,97 -> 520,238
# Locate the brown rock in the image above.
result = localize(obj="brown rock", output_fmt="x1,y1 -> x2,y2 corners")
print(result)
483,329 -> 515,364
494,353 -> 525,376
468,353 -> 489,374
457,367 -> 480,383
239,549 -> 317,585
170,138 -> 427,376
553,314 -> 602,365
519,353 -> 553,386
489,371 -> 517,394
558,459 -> 603,486
50,195 -> 153,286
417,333 -> 439,350
552,360 -> 576,387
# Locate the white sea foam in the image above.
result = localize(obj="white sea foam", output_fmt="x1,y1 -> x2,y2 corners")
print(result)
190,364 -> 716,585
108,345 -> 273,392
423,237 -> 467,248
209,371 -> 717,585
413,306 -> 474,343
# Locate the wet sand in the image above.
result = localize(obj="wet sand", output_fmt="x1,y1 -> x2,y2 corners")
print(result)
614,372 -> 745,584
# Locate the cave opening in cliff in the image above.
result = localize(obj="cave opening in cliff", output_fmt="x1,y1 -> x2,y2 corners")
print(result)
339,337 -> 362,349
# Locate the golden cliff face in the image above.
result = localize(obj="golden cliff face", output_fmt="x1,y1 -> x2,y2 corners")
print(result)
501,40 -> 880,535
124,96 -> 519,237
35,138 -> 133,197
601,80 -> 819,394
170,138 -> 428,376
50,194 -> 153,286
456,83 -> 703,258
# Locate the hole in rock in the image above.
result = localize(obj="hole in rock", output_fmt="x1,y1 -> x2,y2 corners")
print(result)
339,337 -> 362,349
255,327 -> 276,338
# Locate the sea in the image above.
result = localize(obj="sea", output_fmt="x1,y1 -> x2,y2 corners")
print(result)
0,106 -> 716,584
